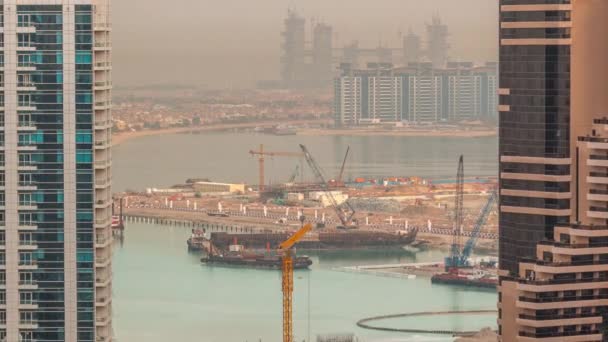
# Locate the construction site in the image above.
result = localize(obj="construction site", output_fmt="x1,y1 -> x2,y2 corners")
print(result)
113,143 -> 500,341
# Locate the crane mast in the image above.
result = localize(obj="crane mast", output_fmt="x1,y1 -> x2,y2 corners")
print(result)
279,223 -> 313,342
249,144 -> 304,193
447,155 -> 464,269
299,144 -> 356,228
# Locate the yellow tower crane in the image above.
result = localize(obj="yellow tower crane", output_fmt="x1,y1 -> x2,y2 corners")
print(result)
278,223 -> 313,342
249,144 -> 304,193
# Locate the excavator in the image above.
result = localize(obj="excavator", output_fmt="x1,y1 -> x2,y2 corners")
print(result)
279,222 -> 313,342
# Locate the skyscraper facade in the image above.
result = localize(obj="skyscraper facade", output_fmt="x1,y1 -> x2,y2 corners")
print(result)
498,0 -> 608,340
0,1 -> 112,341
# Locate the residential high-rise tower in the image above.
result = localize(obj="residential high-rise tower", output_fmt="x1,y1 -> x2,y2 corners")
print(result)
498,0 -> 608,340
0,1 -> 113,341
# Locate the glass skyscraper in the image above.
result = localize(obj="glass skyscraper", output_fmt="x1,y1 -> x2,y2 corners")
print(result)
0,0 -> 112,341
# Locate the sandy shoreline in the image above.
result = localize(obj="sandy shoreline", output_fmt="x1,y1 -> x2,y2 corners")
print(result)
112,123 -> 498,146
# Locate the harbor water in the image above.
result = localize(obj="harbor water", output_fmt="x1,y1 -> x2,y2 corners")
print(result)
112,132 -> 499,341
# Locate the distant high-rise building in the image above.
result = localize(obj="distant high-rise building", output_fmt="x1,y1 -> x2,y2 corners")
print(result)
342,41 -> 361,69
312,22 -> 333,85
334,63 -> 496,126
403,29 -> 421,65
401,63 -> 443,122
281,10 -> 306,88
0,1 -> 113,341
498,0 -> 608,340
426,15 -> 449,69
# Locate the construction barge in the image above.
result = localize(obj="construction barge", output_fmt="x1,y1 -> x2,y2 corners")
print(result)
189,230 -> 313,269
431,270 -> 497,289
201,252 -> 312,270
208,229 -> 418,250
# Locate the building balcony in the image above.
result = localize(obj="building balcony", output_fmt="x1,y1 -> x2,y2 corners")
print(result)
18,262 -> 38,270
94,62 -> 111,71
17,105 -> 36,111
17,122 -> 37,132
94,102 -> 111,110
94,140 -> 110,150
96,275 -> 111,288
517,313 -> 602,328
18,244 -> 37,252
94,24 -> 112,32
518,330 -> 601,342
95,177 -> 111,189
17,63 -> 36,72
16,46 -> 36,52
95,257 -> 111,268
94,119 -> 112,130
19,302 -> 39,310
16,26 -> 36,34
95,199 -> 112,209
587,206 -> 608,219
96,295 -> 112,307
95,217 -> 112,229
94,42 -> 112,51
18,224 -> 38,231
19,321 -> 38,330
17,85 -> 36,92
18,280 -> 38,290
94,81 -> 112,91
96,235 -> 112,248
18,204 -> 37,211
18,164 -> 37,171
94,159 -> 111,169
95,315 -> 111,327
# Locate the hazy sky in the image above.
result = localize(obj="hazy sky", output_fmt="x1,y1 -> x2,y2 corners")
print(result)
112,0 -> 498,88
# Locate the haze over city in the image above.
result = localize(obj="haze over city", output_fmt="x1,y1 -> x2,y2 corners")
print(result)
3,0 -> 608,341
112,0 -> 498,87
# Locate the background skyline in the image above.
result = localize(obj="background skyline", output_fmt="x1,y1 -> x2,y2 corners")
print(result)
112,0 -> 499,88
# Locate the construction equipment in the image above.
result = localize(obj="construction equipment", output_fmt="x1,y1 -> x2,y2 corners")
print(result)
444,156 -> 497,270
446,155 -> 465,269
299,144 -> 357,229
333,146 -> 350,186
287,165 -> 300,184
279,223 -> 313,342
249,144 -> 304,193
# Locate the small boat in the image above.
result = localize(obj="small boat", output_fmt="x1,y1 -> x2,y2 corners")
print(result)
187,229 -> 207,252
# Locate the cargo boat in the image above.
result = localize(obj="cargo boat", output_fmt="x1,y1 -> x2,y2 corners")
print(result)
209,229 -> 417,250
201,253 -> 312,270
431,270 -> 497,289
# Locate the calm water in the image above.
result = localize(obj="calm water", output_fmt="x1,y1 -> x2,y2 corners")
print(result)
112,133 -> 498,192
113,223 -> 497,342
112,133 -> 499,341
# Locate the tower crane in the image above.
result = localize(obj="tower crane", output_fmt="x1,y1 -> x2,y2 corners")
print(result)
278,223 -> 313,342
299,144 -> 357,229
249,144 -> 304,193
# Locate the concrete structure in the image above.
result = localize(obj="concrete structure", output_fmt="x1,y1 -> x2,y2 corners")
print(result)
193,182 -> 245,194
498,0 -> 608,340
312,22 -> 333,85
426,15 -> 449,69
281,10 -> 306,89
403,29 -> 421,65
334,62 -> 497,126
0,0 -> 113,341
